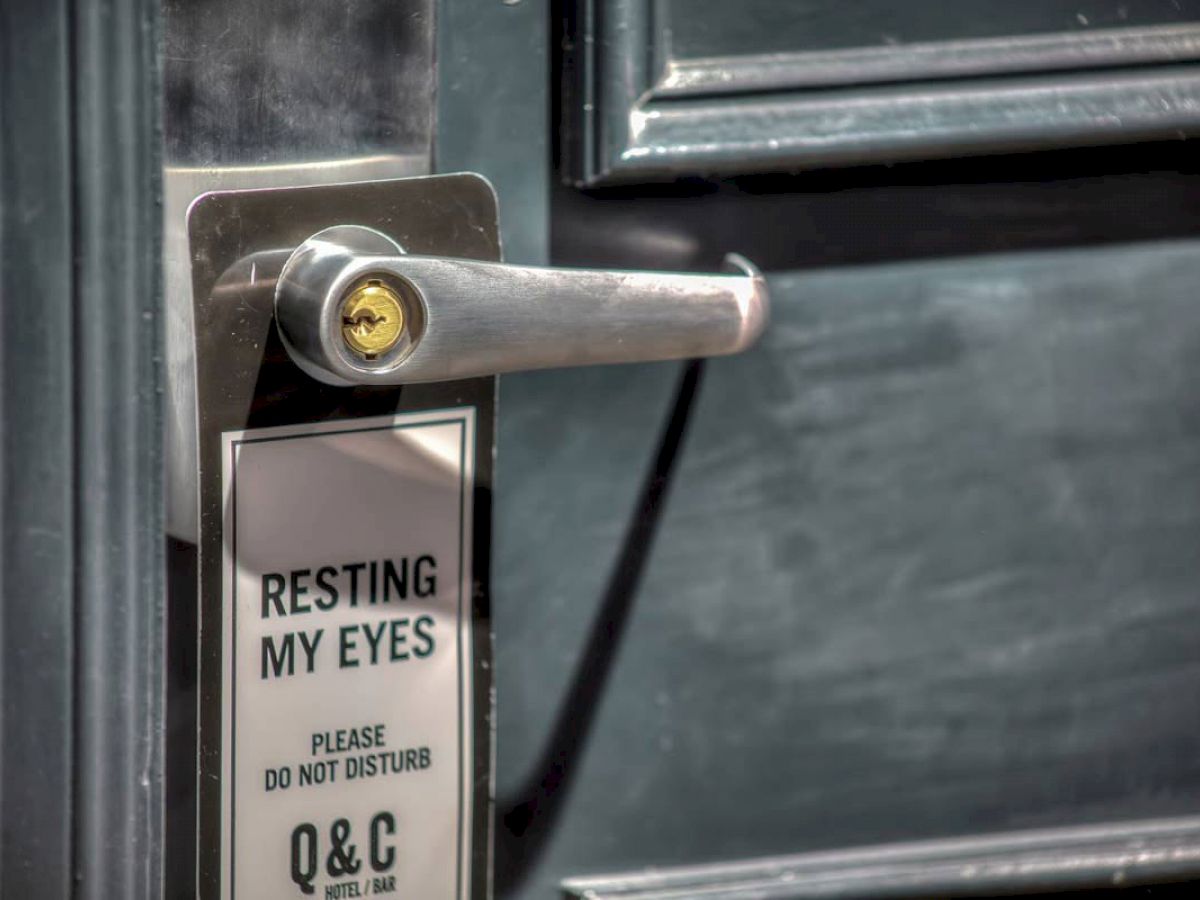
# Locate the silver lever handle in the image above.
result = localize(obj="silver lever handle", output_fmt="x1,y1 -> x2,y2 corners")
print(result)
275,225 -> 769,386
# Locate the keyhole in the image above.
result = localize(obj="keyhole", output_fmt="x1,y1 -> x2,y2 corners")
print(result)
339,278 -> 407,358
344,309 -> 387,338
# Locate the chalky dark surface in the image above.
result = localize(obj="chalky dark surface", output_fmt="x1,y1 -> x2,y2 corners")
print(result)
494,242 -> 1200,896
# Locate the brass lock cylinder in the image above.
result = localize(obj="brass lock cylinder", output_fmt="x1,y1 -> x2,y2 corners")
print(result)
340,279 -> 406,359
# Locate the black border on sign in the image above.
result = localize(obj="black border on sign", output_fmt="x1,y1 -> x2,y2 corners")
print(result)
226,412 -> 472,899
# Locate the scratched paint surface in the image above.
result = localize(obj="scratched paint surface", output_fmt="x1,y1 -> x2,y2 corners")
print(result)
494,240 -> 1200,897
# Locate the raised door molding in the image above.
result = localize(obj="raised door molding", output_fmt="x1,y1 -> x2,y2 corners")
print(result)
562,815 -> 1200,898
566,0 -> 1200,185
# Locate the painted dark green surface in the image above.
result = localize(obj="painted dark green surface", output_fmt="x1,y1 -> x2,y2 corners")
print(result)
436,0 -> 549,265
1,1 -> 76,894
1,0 -> 163,895
668,0 -> 1200,58
493,241 -> 1200,897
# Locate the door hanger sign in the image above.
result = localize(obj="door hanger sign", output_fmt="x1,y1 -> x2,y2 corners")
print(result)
220,409 -> 477,899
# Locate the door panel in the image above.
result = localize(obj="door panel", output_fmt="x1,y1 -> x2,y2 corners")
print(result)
476,3 -> 1200,896
493,239 -> 1200,896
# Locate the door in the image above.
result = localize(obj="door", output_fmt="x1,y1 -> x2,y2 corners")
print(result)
6,0 -> 1200,897
490,3 -> 1200,898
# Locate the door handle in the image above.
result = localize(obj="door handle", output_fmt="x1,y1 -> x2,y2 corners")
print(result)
274,225 -> 769,385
